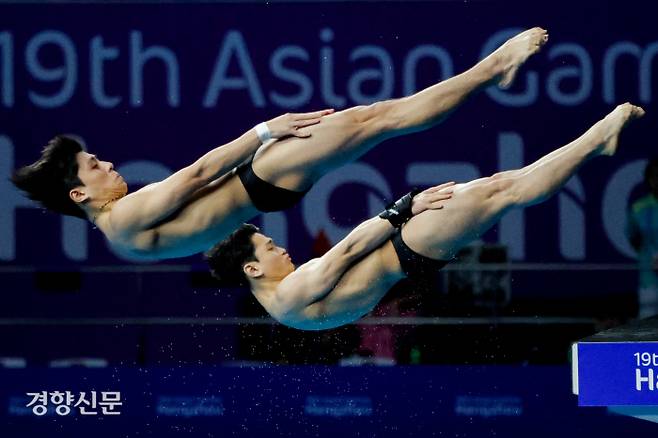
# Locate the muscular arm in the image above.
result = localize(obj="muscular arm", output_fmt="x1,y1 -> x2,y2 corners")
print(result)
110,128 -> 265,233
110,110 -> 333,234
274,217 -> 395,322
272,182 -> 455,325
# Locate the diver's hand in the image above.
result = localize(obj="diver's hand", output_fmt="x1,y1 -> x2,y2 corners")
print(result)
266,109 -> 335,138
411,182 -> 456,216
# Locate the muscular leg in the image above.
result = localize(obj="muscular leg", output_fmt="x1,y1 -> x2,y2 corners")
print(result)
402,103 -> 645,261
252,28 -> 549,190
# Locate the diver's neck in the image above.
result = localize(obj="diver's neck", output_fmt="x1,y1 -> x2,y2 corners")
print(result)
251,280 -> 281,309
87,193 -> 125,229
252,280 -> 280,298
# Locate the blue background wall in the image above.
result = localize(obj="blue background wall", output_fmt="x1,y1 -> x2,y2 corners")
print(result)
1,1 -> 656,268
1,1 -> 657,436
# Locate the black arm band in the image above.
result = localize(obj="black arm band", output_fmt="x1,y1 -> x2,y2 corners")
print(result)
378,188 -> 421,228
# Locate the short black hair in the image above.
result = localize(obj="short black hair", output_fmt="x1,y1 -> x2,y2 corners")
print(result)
10,135 -> 87,219
205,224 -> 260,287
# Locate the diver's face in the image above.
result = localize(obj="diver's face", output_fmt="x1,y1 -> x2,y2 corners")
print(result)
71,151 -> 127,203
249,233 -> 295,280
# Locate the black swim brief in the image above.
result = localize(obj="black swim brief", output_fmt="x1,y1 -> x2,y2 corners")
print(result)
391,228 -> 449,281
236,158 -> 311,213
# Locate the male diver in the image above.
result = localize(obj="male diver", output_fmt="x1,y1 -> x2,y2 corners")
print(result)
206,104 -> 644,330
12,28 -> 548,260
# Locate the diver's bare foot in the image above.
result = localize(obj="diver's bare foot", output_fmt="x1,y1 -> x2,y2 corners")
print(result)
597,103 -> 645,156
489,27 -> 549,89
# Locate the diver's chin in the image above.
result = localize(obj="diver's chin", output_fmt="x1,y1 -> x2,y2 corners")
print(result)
107,183 -> 128,200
